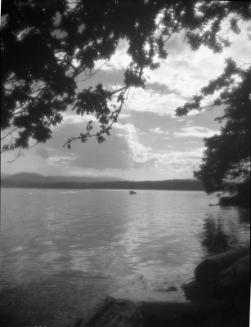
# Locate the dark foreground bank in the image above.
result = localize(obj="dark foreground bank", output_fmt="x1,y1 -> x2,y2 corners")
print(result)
69,245 -> 250,327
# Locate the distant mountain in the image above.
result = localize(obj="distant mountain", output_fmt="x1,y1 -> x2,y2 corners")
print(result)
44,175 -> 123,183
1,173 -> 10,179
1,173 -> 204,191
1,173 -> 123,185
4,172 -> 47,183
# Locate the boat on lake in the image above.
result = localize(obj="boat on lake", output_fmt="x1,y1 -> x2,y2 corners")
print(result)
129,190 -> 136,195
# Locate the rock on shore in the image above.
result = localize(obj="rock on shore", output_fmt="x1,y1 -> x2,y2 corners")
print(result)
69,297 -> 144,327
69,245 -> 250,327
195,246 -> 250,283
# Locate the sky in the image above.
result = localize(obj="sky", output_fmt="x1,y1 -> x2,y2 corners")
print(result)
2,19 -> 251,180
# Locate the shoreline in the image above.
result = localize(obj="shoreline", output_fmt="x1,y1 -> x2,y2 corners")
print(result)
71,245 -> 250,327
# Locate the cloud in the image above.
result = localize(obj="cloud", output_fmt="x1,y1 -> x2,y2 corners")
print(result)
93,39 -> 131,71
75,21 -> 251,120
77,69 -> 125,90
124,87 -> 185,116
149,127 -> 169,136
47,120 -> 133,170
113,123 -> 204,175
143,31 -> 227,102
148,147 -> 205,178
118,113 -> 132,120
48,154 -> 76,167
48,120 -> 166,171
4,19 -> 250,180
62,112 -> 97,125
146,82 -> 185,98
114,122 -> 158,167
174,126 -> 220,138
1,105 -> 223,179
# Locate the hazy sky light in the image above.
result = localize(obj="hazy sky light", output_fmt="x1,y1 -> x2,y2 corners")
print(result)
2,20 -> 251,180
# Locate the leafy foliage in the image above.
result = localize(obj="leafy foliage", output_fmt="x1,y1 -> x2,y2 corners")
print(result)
1,1 -> 251,203
2,0 -> 250,151
177,59 -> 250,203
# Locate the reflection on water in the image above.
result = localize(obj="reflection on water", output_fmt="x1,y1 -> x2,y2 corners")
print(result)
201,217 -> 234,255
0,188 -> 250,327
200,210 -> 250,256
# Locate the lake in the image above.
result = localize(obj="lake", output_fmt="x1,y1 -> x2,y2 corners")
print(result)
0,188 -> 250,327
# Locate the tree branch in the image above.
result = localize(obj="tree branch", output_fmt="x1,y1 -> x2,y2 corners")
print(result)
1,127 -> 18,140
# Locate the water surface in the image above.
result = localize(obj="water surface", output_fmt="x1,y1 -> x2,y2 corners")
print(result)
0,188 -> 249,326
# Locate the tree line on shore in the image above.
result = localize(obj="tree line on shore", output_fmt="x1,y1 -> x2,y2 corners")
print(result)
2,173 -> 203,191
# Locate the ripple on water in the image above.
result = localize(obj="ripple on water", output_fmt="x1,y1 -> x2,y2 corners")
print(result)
0,189 -> 250,327
39,251 -> 63,263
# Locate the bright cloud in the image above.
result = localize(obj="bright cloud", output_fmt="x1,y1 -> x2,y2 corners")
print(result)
124,87 -> 185,116
114,122 -> 205,177
94,39 -> 131,71
48,154 -> 76,167
114,122 -> 155,166
124,20 -> 251,116
149,127 -> 169,136
77,21 -> 251,119
3,17 -> 250,180
174,126 -> 220,138
62,112 -> 97,125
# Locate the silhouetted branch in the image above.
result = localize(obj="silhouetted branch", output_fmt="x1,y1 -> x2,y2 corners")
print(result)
63,86 -> 129,148
81,60 -> 109,82
7,147 -> 22,163
1,127 -> 18,140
